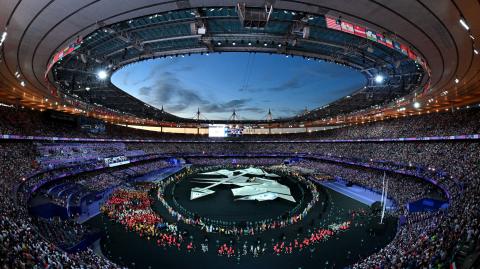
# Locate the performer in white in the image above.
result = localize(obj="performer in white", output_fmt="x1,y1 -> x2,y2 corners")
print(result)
190,167 -> 296,202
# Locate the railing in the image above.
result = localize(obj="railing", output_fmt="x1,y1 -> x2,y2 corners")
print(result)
1,133 -> 480,143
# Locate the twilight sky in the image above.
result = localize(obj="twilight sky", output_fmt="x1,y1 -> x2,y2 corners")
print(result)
111,52 -> 366,120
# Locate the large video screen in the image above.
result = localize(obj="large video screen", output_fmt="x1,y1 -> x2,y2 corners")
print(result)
208,124 -> 228,137
208,124 -> 244,137
226,125 -> 244,137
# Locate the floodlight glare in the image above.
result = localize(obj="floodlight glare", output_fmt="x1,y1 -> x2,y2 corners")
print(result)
375,74 -> 384,83
459,18 -> 469,30
413,101 -> 421,109
0,31 -> 7,47
97,70 -> 108,80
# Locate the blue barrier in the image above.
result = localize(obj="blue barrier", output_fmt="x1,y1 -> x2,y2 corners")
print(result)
407,198 -> 449,212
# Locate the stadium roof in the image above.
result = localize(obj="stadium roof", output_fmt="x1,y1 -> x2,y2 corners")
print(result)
0,0 -> 479,126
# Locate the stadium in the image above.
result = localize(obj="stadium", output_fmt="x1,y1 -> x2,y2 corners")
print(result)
0,0 -> 479,268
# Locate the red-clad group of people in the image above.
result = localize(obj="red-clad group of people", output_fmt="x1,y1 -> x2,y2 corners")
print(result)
156,233 -> 183,249
273,221 -> 351,255
218,244 -> 236,257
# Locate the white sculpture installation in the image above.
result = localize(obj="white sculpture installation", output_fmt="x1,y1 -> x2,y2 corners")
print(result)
190,167 -> 295,202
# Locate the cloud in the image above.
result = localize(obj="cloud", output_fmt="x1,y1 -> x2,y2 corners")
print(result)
267,76 -> 304,92
239,107 -> 265,114
174,65 -> 195,72
239,76 -> 306,93
131,71 -> 204,111
273,107 -> 305,118
127,60 -> 180,86
303,65 -> 346,79
203,99 -> 253,113
132,71 -> 257,116
138,86 -> 152,96
121,70 -> 132,86
200,100 -> 266,119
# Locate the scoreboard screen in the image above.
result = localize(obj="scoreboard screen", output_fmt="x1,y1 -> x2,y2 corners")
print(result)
208,124 -> 228,137
208,124 -> 244,137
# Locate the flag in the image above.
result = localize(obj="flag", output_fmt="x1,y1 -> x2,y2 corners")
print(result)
341,21 -> 354,34
400,44 -> 408,55
376,33 -> 386,45
423,80 -> 430,92
393,41 -> 401,51
57,51 -> 64,61
50,86 -> 58,97
325,16 -> 341,31
385,38 -> 393,48
354,25 -> 367,38
366,30 -> 377,41
417,56 -> 424,66
408,49 -> 417,60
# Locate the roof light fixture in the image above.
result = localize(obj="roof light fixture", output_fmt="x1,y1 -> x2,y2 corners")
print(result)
97,70 -> 108,80
375,74 -> 384,84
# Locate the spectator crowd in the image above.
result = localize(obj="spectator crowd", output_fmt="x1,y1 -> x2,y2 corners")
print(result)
0,106 -> 479,268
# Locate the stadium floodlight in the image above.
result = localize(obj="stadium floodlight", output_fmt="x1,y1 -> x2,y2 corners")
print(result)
20,81 -> 26,87
413,101 -> 421,109
459,18 -> 469,30
474,49 -> 479,55
374,74 -> 384,84
455,78 -> 459,84
97,70 -> 108,80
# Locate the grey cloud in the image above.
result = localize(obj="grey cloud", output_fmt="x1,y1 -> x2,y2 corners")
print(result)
128,59 -> 180,86
239,76 -> 306,93
138,86 -> 152,96
121,70 -> 132,86
202,99 -> 252,113
274,107 -> 305,117
135,71 -> 256,116
267,76 -> 304,92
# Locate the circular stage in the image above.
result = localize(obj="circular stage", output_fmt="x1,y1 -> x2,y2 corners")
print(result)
165,168 -> 310,223
87,166 -> 398,269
